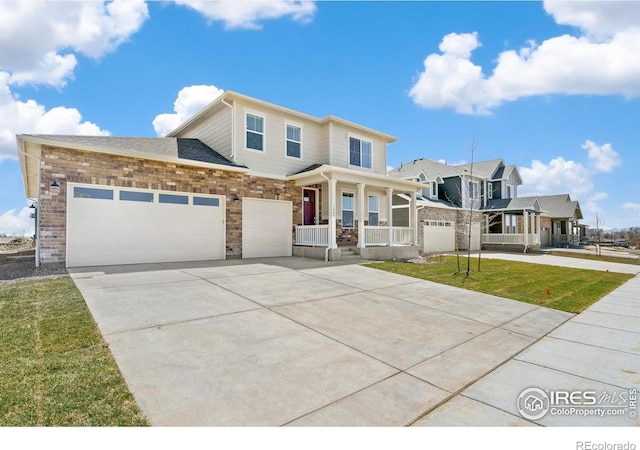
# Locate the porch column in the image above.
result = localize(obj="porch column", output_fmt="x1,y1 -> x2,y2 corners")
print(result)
328,178 -> 337,249
536,214 -> 541,244
357,183 -> 366,248
411,191 -> 418,246
524,210 -> 529,250
386,187 -> 394,246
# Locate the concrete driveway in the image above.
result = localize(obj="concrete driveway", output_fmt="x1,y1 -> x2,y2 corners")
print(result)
68,257 -> 582,426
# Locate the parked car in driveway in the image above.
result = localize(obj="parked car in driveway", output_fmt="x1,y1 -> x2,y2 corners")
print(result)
613,240 -> 630,248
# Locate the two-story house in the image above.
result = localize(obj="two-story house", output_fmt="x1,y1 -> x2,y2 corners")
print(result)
18,91 -> 422,267
389,157 -> 545,253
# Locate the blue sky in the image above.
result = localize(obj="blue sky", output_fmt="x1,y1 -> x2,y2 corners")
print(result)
1,0 -> 639,236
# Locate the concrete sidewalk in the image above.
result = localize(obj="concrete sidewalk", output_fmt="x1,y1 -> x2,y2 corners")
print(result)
414,272 -> 640,426
478,251 -> 640,275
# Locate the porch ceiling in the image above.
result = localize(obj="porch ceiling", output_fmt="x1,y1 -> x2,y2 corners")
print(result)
288,165 -> 424,191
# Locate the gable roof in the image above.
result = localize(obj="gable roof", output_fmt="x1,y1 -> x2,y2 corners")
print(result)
388,157 -> 523,185
535,194 -> 583,219
387,158 -> 462,180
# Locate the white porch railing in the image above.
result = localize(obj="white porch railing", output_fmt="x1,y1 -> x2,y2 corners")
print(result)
482,234 -> 540,245
295,225 -> 329,246
296,225 -> 414,247
364,226 -> 388,246
393,227 -> 413,245
364,226 -> 413,246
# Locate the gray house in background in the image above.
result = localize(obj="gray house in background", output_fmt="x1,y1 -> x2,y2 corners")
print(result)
389,157 -> 586,253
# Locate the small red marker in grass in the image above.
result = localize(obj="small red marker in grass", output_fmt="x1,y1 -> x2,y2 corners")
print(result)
546,289 -> 551,297
606,269 -> 609,273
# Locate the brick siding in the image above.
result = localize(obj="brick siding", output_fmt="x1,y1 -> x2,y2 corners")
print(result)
38,146 -> 302,263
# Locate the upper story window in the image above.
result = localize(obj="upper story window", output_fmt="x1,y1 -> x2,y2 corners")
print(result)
246,113 -> 264,151
506,184 -> 514,199
349,137 -> 372,169
488,182 -> 493,199
468,181 -> 479,200
286,124 -> 301,158
431,181 -> 437,198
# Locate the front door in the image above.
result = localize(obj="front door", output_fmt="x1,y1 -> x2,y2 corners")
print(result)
303,189 -> 316,225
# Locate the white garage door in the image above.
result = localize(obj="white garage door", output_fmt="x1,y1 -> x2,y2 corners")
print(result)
423,221 -> 456,253
242,198 -> 292,258
67,184 -> 225,267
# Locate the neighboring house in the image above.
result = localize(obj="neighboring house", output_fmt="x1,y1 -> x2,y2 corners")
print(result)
389,157 -> 545,253
535,194 -> 585,247
18,91 -> 423,267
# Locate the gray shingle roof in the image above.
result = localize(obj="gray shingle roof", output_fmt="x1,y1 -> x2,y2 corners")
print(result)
389,157 -> 509,181
25,135 -> 244,168
482,197 -> 540,212
535,194 -> 583,219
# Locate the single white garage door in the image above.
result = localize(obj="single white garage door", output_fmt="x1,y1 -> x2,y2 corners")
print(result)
242,198 -> 292,258
423,221 -> 455,253
67,184 -> 225,267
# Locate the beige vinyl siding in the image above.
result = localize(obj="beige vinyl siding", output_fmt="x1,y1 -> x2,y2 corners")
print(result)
331,184 -> 389,221
176,107 -> 232,159
233,99 -> 328,177
329,123 -> 388,175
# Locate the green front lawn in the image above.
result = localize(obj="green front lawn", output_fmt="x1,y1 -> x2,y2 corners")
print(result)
549,250 -> 640,266
367,256 -> 633,313
0,277 -> 148,426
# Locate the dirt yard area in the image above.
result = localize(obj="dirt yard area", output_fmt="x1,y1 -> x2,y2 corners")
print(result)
0,238 -> 67,283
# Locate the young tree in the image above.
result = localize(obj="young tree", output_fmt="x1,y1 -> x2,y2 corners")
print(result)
594,213 -> 605,258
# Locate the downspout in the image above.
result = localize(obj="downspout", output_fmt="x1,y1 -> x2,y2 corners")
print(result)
18,143 -> 41,267
220,97 -> 235,162
319,171 -> 331,262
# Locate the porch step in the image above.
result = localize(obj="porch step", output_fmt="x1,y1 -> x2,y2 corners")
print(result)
339,246 -> 361,261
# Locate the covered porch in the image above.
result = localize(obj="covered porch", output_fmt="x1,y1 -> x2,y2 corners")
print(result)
481,198 -> 543,253
288,165 -> 424,260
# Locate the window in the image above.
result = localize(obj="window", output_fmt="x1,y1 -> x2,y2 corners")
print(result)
342,193 -> 354,229
488,182 -> 493,199
431,181 -> 437,198
193,197 -> 220,207
159,194 -> 188,205
349,137 -> 372,169
246,113 -> 264,151
468,181 -> 479,200
368,195 -> 379,226
507,184 -> 514,199
505,214 -> 517,234
285,124 -> 301,158
120,191 -> 153,202
74,187 -> 113,200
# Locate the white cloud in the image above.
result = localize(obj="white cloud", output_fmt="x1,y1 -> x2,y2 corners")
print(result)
622,202 -> 640,211
0,205 -> 34,237
173,0 -> 316,30
0,0 -> 149,88
581,140 -> 621,173
409,1 -> 640,114
153,85 -> 224,136
519,140 -> 622,218
0,73 -> 109,161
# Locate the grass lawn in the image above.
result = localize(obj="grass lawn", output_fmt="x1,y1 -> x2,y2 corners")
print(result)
548,250 -> 640,266
367,256 -> 633,313
0,276 -> 148,426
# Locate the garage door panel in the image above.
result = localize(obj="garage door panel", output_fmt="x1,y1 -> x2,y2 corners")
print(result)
242,199 -> 292,259
67,184 -> 225,267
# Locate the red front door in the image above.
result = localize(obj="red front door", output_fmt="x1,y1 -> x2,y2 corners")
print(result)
303,189 -> 316,225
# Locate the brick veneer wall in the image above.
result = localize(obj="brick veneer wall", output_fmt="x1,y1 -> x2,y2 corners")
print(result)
38,146 -> 302,263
